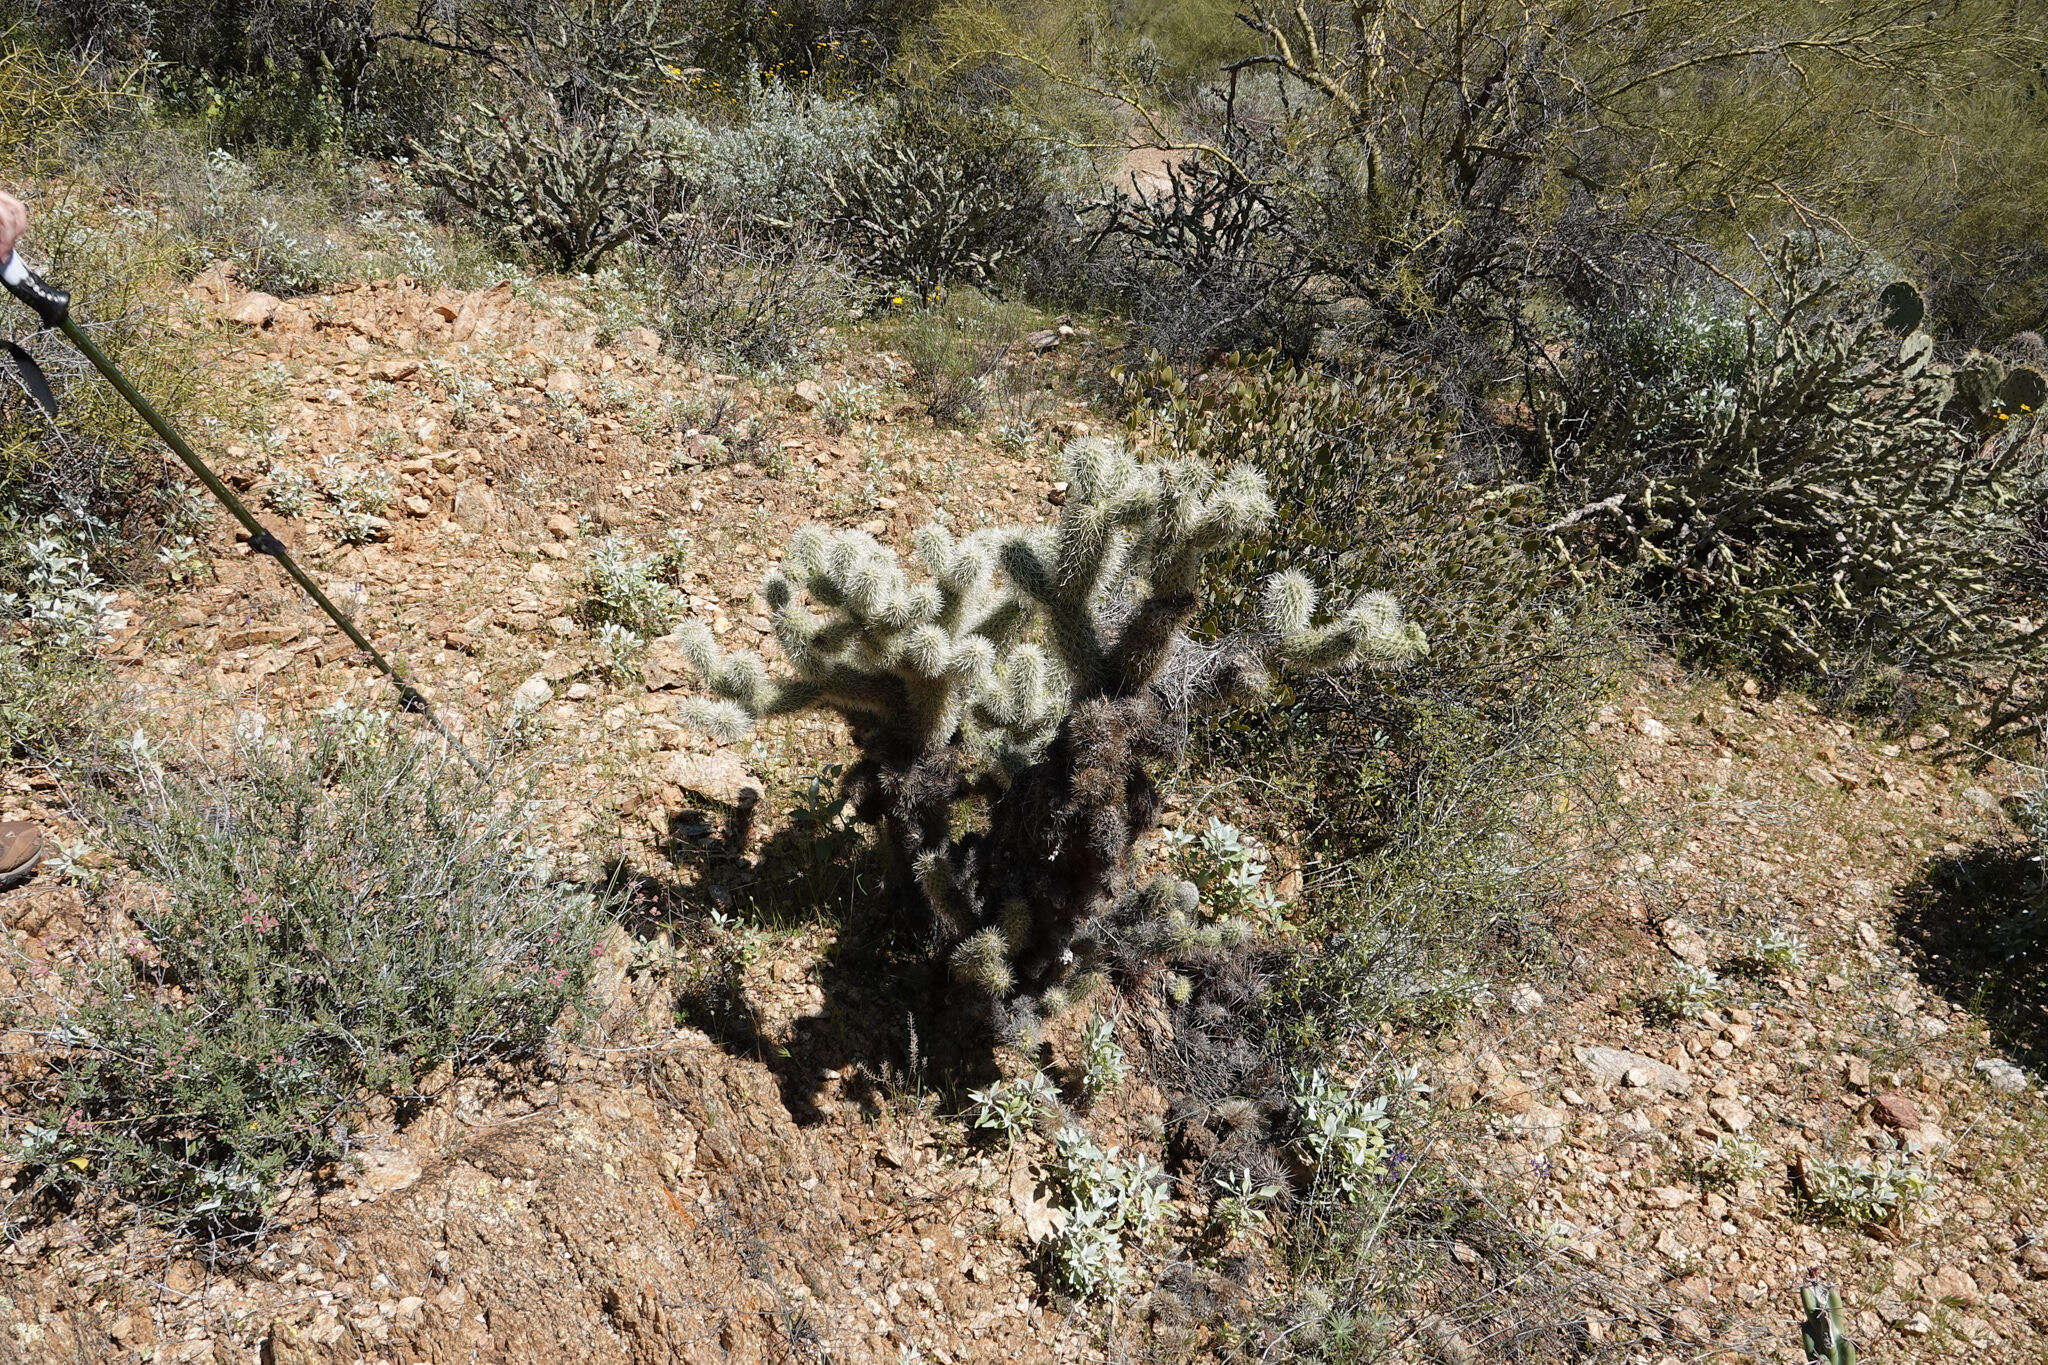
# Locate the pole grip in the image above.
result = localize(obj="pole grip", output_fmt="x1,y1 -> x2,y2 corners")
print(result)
2,252 -> 70,330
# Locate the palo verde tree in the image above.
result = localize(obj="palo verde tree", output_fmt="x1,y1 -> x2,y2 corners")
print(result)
675,436 -> 1425,1043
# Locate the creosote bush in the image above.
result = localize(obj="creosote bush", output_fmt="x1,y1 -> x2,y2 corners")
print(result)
0,715 -> 606,1244
674,435 -> 1424,1044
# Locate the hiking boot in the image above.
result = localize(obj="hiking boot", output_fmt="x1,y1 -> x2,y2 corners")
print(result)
0,821 -> 41,889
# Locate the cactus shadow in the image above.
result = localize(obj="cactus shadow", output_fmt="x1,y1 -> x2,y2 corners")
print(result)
622,813 -> 1004,1125
1893,839 -> 2048,1074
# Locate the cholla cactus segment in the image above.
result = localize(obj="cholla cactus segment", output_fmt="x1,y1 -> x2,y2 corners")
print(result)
1264,576 -> 1427,670
673,523 -> 1040,757
952,928 -> 1015,997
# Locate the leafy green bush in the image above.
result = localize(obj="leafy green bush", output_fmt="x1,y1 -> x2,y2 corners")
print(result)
655,75 -> 885,227
1039,1123 -> 1169,1299
1,716 -> 606,1243
872,292 -> 1034,424
643,217 -> 851,365
0,632 -> 113,767
1543,249 -> 2047,708
1800,1145 -> 1933,1228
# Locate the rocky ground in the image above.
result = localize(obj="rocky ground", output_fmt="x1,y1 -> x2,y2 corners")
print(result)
1,270 -> 2043,1363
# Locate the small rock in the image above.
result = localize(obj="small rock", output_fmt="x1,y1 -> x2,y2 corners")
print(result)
1924,1264 -> 1983,1307
623,325 -> 660,355
1644,1186 -> 1694,1209
678,432 -> 722,465
1517,1103 -> 1567,1148
1871,1092 -> 1923,1133
511,674 -> 553,714
403,494 -> 433,517
358,1149 -> 422,1195
369,358 -> 420,383
1659,919 -> 1711,967
1962,786 -> 2002,816
1707,1096 -> 1752,1133
229,291 -> 280,327
546,513 -> 579,541
1508,984 -> 1545,1014
451,481 -> 500,530
789,379 -> 827,410
545,368 -> 583,394
1576,1046 -> 1693,1096
642,632 -> 694,691
1975,1058 -> 2029,1093
1632,713 -> 1669,742
548,616 -> 583,639
657,750 -> 764,808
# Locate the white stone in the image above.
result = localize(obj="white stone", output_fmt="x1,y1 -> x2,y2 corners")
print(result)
511,674 -> 553,714
1976,1058 -> 2029,1093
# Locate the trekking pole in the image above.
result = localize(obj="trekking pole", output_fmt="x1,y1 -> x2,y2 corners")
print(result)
2,251 -> 485,774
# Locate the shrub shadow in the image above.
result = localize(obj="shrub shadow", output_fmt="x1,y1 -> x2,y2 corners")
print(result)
608,802 -> 1001,1126
1893,840 -> 2047,1073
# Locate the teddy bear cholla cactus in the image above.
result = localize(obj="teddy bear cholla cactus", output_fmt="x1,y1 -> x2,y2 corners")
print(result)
675,437 -> 1424,1041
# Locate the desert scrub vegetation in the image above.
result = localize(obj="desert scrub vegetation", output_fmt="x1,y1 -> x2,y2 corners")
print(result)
0,716 -> 606,1246
672,434 -> 1425,1045
1540,251 -> 2048,728
1128,355 -> 1623,1042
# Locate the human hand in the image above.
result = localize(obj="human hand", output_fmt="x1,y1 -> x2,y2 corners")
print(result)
0,192 -> 24,260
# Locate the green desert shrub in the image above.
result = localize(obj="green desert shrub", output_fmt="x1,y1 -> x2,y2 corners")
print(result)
644,216 -> 852,365
1132,355 -> 1620,1038
873,291 -> 1036,425
0,715 -> 607,1244
655,74 -> 885,227
1542,245 -> 2048,717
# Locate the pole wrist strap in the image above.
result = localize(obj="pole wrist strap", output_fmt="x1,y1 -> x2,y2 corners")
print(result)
2,253 -> 71,330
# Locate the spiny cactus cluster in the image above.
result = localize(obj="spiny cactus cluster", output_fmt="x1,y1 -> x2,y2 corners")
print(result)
675,436 -> 1425,1042
826,127 -> 1042,302
1799,1282 -> 1856,1365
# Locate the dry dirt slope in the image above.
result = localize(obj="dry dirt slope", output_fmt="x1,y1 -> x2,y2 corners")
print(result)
1,271 -> 2044,1362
